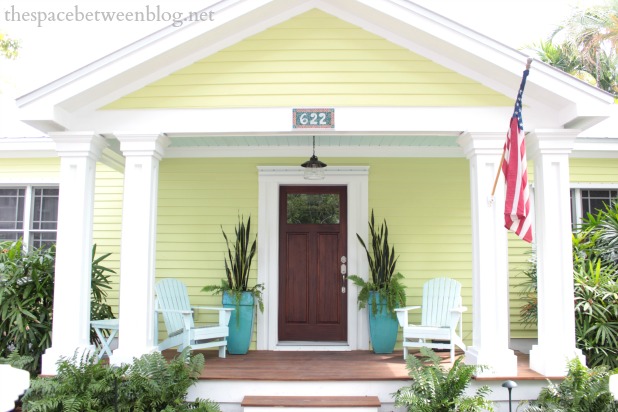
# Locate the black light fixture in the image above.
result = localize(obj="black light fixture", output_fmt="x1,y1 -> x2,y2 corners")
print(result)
502,380 -> 517,412
300,136 -> 327,180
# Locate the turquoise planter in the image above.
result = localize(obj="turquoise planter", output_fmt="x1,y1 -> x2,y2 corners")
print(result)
367,292 -> 399,354
222,291 -> 255,355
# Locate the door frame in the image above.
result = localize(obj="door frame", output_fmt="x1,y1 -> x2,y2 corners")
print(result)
257,166 -> 369,351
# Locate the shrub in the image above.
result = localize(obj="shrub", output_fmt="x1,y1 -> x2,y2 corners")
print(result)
21,348 -> 220,412
0,240 -> 116,375
394,347 -> 493,412
0,240 -> 55,376
520,357 -> 618,412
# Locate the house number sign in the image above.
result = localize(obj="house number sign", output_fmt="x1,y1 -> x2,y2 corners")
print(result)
293,108 -> 334,129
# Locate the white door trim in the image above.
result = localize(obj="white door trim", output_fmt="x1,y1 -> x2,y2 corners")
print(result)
256,166 -> 370,351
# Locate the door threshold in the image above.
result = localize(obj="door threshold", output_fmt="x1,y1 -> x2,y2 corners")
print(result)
275,341 -> 351,351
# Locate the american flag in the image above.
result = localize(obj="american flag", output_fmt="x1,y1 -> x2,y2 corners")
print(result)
502,68 -> 533,243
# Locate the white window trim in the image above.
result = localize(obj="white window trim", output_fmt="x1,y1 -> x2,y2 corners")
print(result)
0,182 -> 60,248
257,166 -> 369,351
570,183 -> 618,226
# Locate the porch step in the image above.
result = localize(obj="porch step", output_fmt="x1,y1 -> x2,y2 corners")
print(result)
241,396 -> 381,412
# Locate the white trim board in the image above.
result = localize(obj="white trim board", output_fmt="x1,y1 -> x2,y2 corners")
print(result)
256,166 -> 370,351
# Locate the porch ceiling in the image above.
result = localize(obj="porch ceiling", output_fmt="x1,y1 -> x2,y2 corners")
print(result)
164,134 -> 460,148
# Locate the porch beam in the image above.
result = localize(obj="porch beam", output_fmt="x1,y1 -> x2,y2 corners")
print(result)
42,132 -> 107,375
457,132 -> 518,377
528,129 -> 584,376
110,133 -> 169,365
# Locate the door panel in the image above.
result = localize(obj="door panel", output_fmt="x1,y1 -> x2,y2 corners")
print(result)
279,185 -> 347,342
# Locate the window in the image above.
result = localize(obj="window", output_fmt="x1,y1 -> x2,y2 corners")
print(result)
0,186 -> 59,248
571,187 -> 618,229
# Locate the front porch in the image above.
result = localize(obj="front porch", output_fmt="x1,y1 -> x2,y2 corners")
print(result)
169,349 -> 560,412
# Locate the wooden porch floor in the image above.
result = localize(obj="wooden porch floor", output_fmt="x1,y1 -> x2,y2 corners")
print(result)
164,349 -> 552,382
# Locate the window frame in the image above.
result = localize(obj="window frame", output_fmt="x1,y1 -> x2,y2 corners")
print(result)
0,183 -> 59,249
570,183 -> 618,229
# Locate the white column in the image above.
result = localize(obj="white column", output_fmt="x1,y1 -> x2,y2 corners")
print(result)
457,133 -> 518,376
42,133 -> 107,375
528,130 -> 584,376
110,133 -> 169,365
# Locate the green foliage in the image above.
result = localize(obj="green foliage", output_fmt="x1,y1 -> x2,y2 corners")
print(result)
202,215 -> 264,312
577,202 -> 618,266
89,244 -> 116,345
529,2 -> 618,96
21,348 -> 221,412
0,240 -> 116,375
573,202 -> 618,368
0,351 -> 34,370
358,210 -> 398,287
394,347 -> 493,412
573,257 -> 618,368
0,240 -> 55,376
518,201 -> 618,368
349,210 -> 406,315
518,249 -> 538,327
0,32 -> 19,59
286,193 -> 340,224
521,357 -> 618,412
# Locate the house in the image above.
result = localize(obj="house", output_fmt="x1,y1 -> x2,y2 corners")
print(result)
2,0 -> 617,393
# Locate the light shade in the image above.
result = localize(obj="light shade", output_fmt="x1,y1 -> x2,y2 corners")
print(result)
301,136 -> 327,180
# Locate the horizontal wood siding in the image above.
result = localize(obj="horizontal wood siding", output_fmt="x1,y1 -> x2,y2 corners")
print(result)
570,158 -> 618,182
92,164 -> 124,315
0,158 -> 60,180
365,158 -> 473,344
156,158 -> 261,338
104,9 -> 511,109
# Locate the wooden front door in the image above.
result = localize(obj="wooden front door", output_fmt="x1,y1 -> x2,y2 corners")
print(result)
278,185 -> 347,342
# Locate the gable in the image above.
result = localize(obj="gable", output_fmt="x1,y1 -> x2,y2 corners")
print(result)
104,9 -> 512,110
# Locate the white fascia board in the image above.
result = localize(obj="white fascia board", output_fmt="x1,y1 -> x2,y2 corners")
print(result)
67,106 -> 566,134
572,138 -> 618,158
0,137 -> 56,158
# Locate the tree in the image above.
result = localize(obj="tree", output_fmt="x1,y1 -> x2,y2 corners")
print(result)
0,32 -> 19,59
530,0 -> 618,96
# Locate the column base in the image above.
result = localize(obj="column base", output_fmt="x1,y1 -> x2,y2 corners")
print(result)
464,346 -> 518,377
41,344 -> 96,375
110,346 -> 159,366
529,344 -> 584,377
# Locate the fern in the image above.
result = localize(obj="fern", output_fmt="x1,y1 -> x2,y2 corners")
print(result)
520,357 -> 618,412
21,348 -> 220,412
394,347 -> 493,412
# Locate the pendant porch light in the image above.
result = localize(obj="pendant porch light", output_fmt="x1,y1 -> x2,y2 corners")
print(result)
301,136 -> 327,180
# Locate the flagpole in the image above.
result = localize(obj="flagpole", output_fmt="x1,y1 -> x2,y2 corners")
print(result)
489,58 -> 533,204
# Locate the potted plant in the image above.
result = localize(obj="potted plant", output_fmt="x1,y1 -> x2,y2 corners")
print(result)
202,215 -> 264,355
348,210 -> 406,353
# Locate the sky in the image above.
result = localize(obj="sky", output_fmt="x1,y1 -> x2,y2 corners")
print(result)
0,0 -> 607,136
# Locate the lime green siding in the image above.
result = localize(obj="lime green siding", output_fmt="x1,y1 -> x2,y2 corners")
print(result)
92,164 -> 124,313
570,158 -> 618,181
104,9 -> 512,110
367,158 -> 473,342
0,158 -> 60,179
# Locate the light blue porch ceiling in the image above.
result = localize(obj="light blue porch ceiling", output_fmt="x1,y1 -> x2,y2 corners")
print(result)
165,134 -> 460,148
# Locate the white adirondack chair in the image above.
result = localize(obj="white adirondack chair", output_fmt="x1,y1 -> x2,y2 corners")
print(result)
154,278 -> 233,358
395,277 -> 467,363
